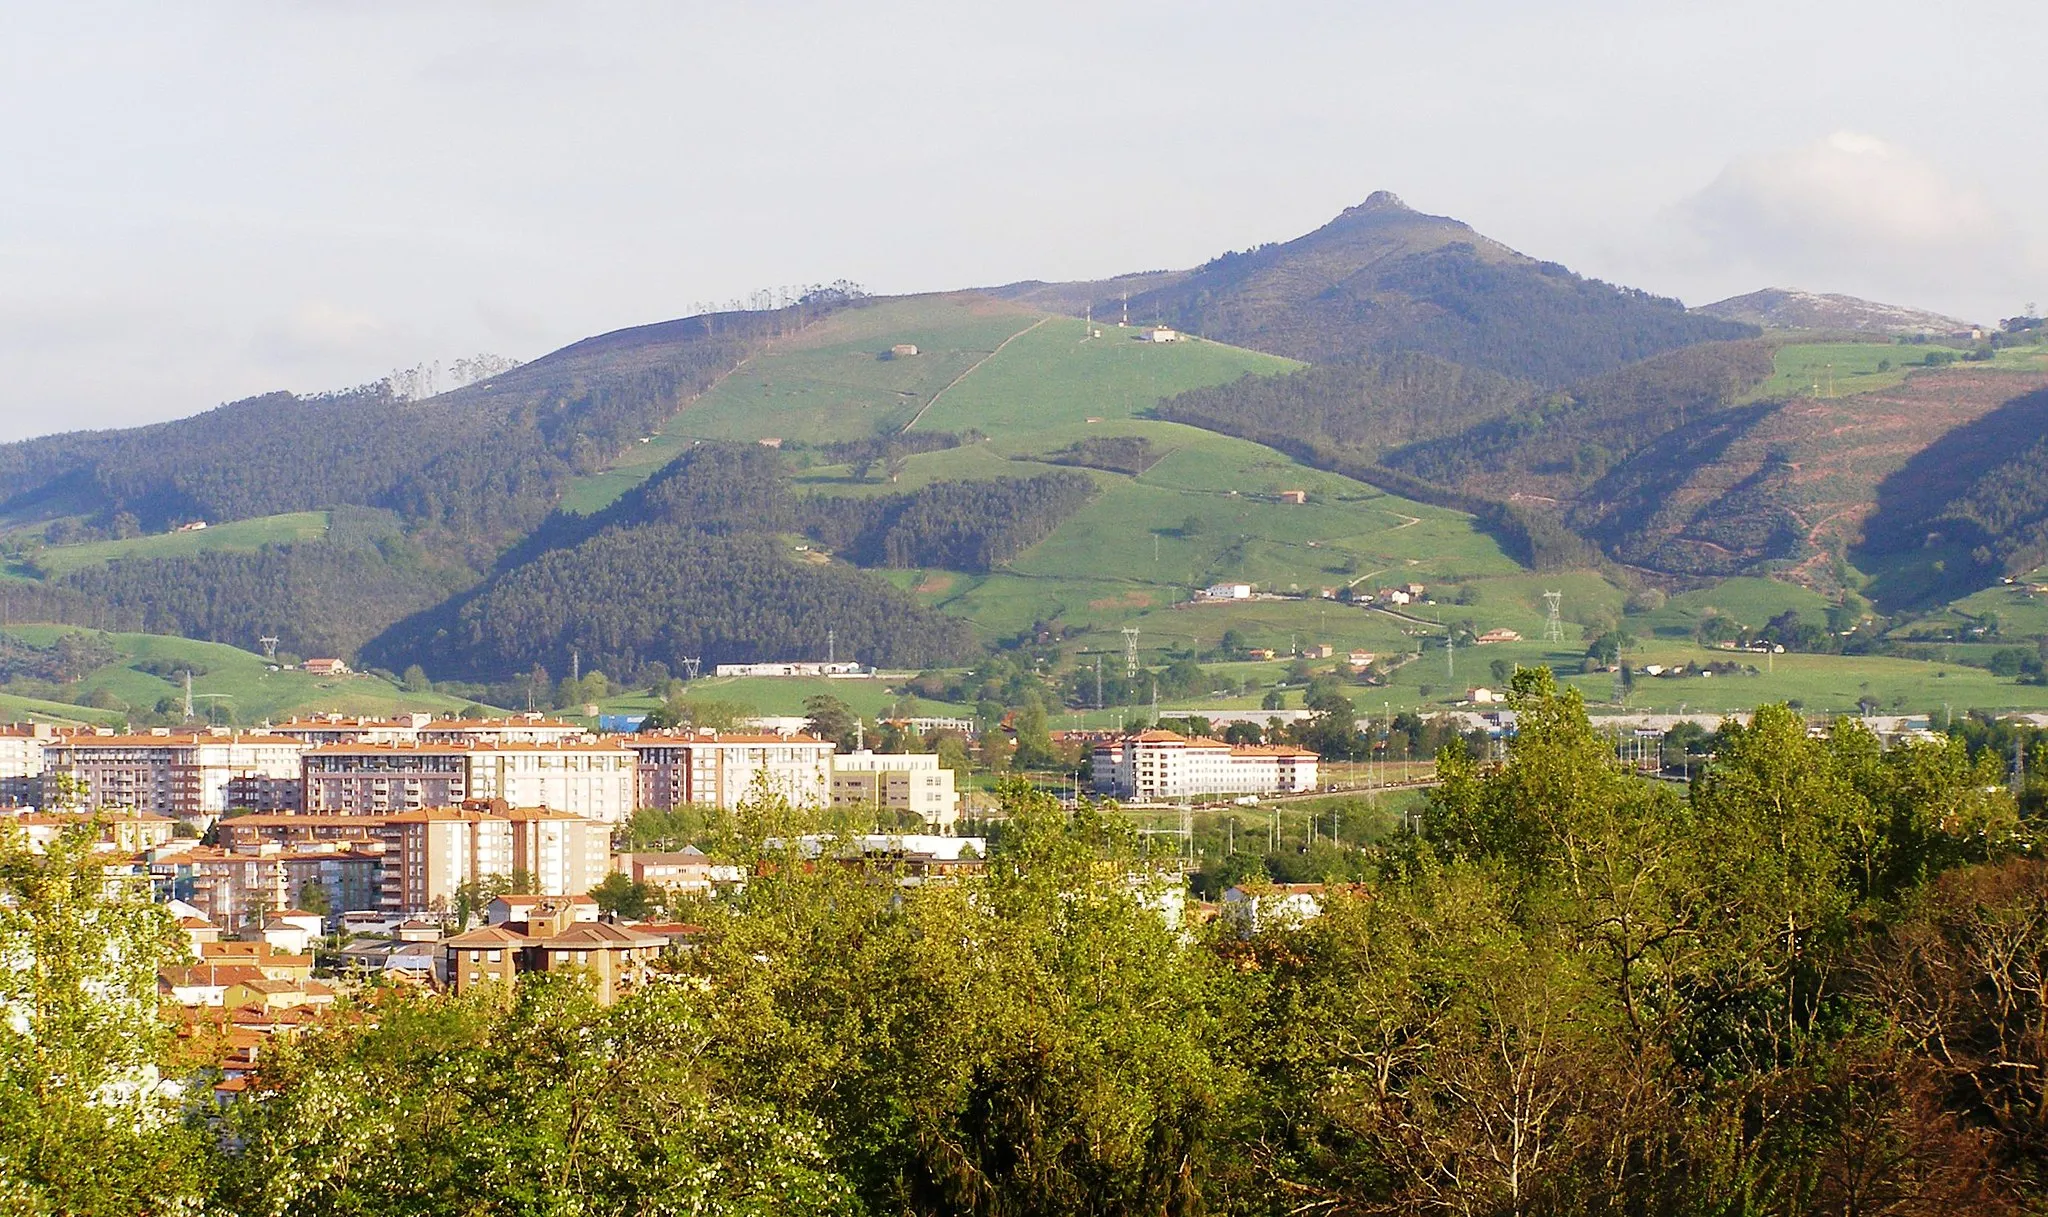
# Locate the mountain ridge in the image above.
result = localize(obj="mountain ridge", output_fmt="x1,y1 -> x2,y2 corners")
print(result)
1695,288 -> 1974,335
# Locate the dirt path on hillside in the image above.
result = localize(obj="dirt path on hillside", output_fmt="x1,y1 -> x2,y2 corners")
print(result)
899,316 -> 1050,434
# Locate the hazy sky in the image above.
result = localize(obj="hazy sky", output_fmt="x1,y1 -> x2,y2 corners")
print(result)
4,1 -> 2043,440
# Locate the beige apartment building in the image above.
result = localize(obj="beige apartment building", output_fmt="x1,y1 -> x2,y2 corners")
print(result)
504,806 -> 612,899
627,732 -> 835,810
374,808 -> 514,915
828,750 -> 959,831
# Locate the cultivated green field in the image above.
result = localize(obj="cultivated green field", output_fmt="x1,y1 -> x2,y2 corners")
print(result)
0,626 -> 484,725
12,512 -> 331,577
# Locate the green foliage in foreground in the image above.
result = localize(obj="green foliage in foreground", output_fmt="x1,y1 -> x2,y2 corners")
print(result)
6,677 -> 2048,1214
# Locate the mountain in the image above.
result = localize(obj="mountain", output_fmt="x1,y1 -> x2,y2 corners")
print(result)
999,192 -> 1756,384
1695,289 -> 1973,336
7,194 -> 2048,715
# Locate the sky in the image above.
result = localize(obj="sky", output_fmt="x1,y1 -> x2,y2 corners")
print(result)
3,0 -> 2043,441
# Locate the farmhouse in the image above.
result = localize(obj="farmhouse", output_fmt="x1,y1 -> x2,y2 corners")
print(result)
1475,628 -> 1523,644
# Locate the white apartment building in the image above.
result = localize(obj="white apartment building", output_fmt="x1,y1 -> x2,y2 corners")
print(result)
303,741 -> 637,823
0,723 -> 54,806
463,742 -> 637,824
1091,730 -> 1319,800
627,732 -> 835,810
829,750 -> 959,831
271,714 -> 589,747
49,730 -> 307,820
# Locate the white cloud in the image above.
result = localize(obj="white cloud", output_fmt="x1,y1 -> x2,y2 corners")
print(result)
1668,131 -> 2037,317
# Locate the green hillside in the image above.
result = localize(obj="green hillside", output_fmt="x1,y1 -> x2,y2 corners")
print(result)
0,625 -> 485,725
15,511 -> 331,577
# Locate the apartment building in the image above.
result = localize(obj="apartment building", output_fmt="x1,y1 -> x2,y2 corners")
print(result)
47,731 -> 308,821
149,847 -> 290,927
272,713 -> 589,748
374,808 -> 513,915
1091,730 -> 1319,800
613,848 -> 741,896
303,741 -> 636,822
627,732 -> 835,810
0,722 -> 54,806
3,809 -> 178,853
445,897 -> 666,1004
504,806 -> 611,899
828,750 -> 959,831
303,744 -> 472,813
463,742 -> 637,823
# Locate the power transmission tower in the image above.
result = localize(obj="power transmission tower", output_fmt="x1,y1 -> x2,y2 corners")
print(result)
827,629 -> 836,664
258,636 -> 278,662
1543,590 -> 1565,643
679,656 -> 700,682
1446,631 -> 1455,680
1122,627 -> 1140,678
1094,655 -> 1103,710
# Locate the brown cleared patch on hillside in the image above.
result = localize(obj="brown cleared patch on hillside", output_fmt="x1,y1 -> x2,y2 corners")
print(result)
1588,366 -> 2048,588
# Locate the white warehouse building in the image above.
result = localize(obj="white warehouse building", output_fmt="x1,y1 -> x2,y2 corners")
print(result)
1091,730 -> 1318,801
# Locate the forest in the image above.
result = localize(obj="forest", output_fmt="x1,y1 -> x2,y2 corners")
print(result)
796,472 -> 1097,571
370,444 -> 1074,678
0,298 -> 838,545
8,672 -> 2045,1216
1155,351 -> 1532,459
372,526 -> 976,681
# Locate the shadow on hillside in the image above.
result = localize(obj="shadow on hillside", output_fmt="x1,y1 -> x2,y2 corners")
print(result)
1851,385 -> 2048,608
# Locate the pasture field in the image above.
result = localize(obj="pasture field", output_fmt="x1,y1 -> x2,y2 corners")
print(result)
907,315 -> 1299,434
0,626 -> 483,725
561,295 -> 1051,513
1746,341 -> 1928,401
1634,576 -> 1834,637
14,512 -> 332,577
593,675 -> 974,721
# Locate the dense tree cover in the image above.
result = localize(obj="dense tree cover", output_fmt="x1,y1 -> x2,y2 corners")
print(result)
1863,388 -> 2048,581
375,526 -> 975,680
1391,338 -> 1777,490
797,472 -> 1096,572
1035,434 -> 1167,476
1115,194 -> 1753,384
14,681 -> 2048,1215
54,537 -> 464,658
0,301 -> 829,544
0,820 -> 206,1215
1156,352 -> 1533,458
0,631 -> 118,684
369,443 -> 982,679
